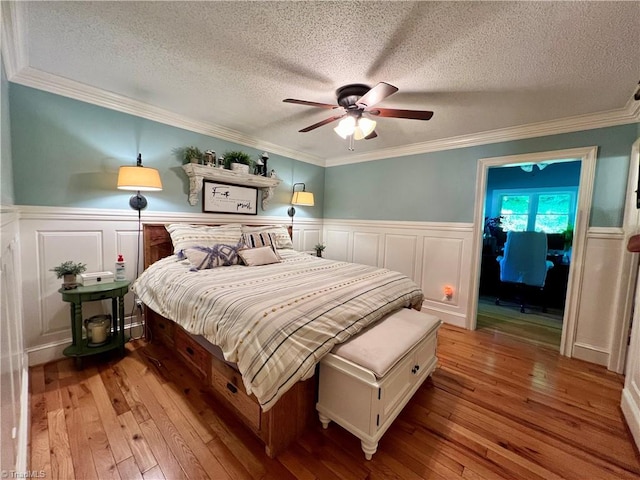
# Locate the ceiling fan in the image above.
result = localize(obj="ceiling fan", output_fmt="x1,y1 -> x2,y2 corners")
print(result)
283,82 -> 434,142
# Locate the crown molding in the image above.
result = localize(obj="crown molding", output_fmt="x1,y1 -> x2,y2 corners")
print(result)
1,1 -> 28,77
7,65 -> 640,171
8,66 -> 325,167
326,99 -> 640,167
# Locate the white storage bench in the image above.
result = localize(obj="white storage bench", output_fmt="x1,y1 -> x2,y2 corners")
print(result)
316,307 -> 442,460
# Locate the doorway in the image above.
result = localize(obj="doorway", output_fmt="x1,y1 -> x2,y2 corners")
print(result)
468,146 -> 598,358
476,161 -> 580,349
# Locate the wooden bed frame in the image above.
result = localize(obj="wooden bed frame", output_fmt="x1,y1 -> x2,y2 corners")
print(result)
141,223 -> 315,458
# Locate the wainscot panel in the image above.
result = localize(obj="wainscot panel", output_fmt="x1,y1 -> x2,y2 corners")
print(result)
0,207 -> 28,474
323,219 -> 475,328
18,205 -> 322,365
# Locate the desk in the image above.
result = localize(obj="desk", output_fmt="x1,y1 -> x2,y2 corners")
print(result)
60,281 -> 129,367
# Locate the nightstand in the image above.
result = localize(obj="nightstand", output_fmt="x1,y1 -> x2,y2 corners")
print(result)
59,280 -> 129,367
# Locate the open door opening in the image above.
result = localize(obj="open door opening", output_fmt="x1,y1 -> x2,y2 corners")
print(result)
468,146 -> 598,358
476,160 -> 581,350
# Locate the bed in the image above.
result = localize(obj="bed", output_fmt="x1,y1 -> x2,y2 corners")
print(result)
134,223 -> 425,457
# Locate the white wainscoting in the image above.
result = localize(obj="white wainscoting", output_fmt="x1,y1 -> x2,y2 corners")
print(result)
571,228 -> 625,366
18,206 -> 322,365
323,218 -> 629,367
15,207 -> 632,372
323,219 -> 475,327
0,207 -> 28,474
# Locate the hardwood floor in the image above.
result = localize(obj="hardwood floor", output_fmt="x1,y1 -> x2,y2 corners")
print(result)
29,325 -> 640,479
477,296 -> 564,349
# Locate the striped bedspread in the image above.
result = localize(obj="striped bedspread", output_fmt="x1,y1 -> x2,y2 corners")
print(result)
132,250 -> 424,411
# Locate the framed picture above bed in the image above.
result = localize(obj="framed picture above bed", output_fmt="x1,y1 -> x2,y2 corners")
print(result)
202,180 -> 258,215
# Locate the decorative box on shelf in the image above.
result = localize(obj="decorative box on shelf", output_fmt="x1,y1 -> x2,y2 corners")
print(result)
182,164 -> 281,210
79,271 -> 114,286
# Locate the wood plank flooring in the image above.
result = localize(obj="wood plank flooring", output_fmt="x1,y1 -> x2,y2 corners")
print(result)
477,296 -> 563,349
29,325 -> 640,479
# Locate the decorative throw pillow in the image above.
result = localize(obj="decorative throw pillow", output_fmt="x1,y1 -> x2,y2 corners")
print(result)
238,246 -> 281,266
166,223 -> 242,253
242,232 -> 277,249
178,244 -> 241,271
241,225 -> 293,249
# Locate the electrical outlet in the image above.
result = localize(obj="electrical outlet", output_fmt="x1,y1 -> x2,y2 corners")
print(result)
135,299 -> 143,309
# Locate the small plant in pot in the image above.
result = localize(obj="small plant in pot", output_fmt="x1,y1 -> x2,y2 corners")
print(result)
183,146 -> 204,164
50,261 -> 87,290
223,150 -> 253,174
314,243 -> 326,258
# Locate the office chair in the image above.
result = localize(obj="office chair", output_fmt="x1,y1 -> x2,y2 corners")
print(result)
496,231 -> 554,313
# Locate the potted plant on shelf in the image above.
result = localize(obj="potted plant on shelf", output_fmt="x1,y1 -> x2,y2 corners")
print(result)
314,243 -> 326,258
223,150 -> 253,174
50,260 -> 87,289
183,146 -> 204,164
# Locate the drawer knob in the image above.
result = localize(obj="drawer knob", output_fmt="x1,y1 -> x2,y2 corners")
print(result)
186,347 -> 195,356
226,382 -> 238,394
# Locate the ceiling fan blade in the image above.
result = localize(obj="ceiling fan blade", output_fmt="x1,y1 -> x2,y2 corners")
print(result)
299,114 -> 346,132
355,82 -> 398,108
283,98 -> 338,109
364,130 -> 378,140
367,107 -> 434,120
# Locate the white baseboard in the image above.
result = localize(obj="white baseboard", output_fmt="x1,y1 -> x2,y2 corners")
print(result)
622,387 -> 640,452
27,320 -> 145,366
420,304 -> 467,328
572,342 -> 609,366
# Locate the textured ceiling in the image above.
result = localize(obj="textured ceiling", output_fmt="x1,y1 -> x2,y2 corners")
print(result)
9,1 -> 640,163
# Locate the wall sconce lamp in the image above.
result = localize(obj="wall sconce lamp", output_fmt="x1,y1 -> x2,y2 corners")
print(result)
117,154 -> 163,211
287,182 -> 314,224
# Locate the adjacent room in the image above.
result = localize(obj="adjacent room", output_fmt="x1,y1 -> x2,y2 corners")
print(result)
1,1 -> 640,479
477,160 -> 581,349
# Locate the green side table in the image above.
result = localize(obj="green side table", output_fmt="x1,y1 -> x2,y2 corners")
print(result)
59,280 -> 130,367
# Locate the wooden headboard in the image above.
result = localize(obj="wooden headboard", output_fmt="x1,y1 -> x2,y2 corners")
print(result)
142,223 -> 293,269
143,224 -> 174,269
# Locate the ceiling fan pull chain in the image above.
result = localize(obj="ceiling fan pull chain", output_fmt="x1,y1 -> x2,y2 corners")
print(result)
348,135 -> 355,151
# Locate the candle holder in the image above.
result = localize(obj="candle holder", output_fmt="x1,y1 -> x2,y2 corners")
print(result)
84,314 -> 112,347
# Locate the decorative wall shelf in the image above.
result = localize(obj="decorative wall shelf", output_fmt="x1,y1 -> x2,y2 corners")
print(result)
182,164 -> 281,210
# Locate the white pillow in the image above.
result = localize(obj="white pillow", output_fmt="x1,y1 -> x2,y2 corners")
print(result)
166,224 -> 242,253
241,225 -> 293,249
238,246 -> 281,266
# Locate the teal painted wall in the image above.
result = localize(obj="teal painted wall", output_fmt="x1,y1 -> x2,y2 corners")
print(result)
484,161 -> 581,216
9,84 -> 324,218
325,124 -> 638,227
1,61 -> 13,206
7,82 -> 638,227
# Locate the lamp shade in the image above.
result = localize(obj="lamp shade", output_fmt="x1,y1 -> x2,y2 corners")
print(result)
291,191 -> 314,206
333,116 -> 356,139
117,166 -> 163,191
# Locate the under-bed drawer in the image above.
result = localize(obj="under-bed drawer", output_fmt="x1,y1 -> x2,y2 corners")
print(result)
210,356 -> 261,431
147,309 -> 175,346
175,327 -> 209,378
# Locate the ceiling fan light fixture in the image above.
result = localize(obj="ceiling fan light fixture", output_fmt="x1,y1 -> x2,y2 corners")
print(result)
334,116 -> 356,139
358,117 -> 376,137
